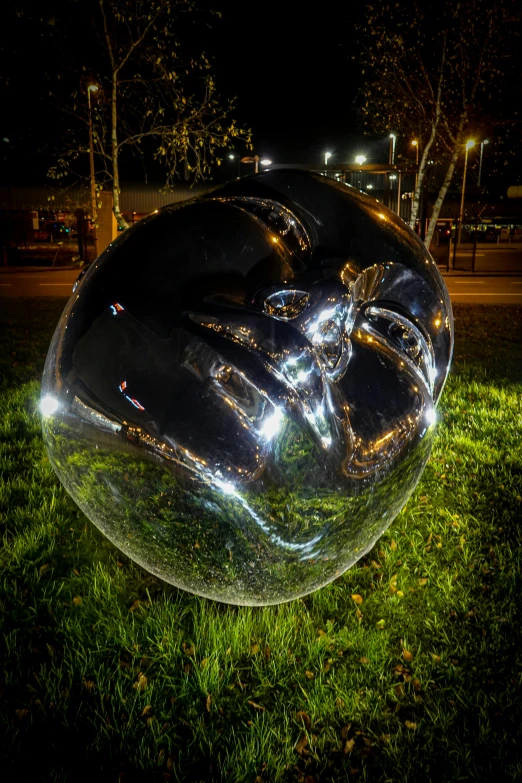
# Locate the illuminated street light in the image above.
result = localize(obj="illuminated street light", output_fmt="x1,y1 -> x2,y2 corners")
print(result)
457,139 -> 475,245
324,151 -> 332,168
87,84 -> 99,222
241,155 -> 271,174
478,139 -> 489,187
411,139 -> 419,166
389,133 -> 396,164
355,155 -> 366,166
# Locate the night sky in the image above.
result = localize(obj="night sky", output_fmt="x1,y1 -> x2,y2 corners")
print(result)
185,0 -> 384,169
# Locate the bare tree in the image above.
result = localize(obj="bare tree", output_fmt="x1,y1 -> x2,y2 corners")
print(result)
354,0 -> 520,248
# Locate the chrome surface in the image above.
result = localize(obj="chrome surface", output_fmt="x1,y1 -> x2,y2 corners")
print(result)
40,171 -> 453,605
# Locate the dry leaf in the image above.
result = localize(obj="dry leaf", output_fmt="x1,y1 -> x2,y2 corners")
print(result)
72,596 -> 83,606
412,678 -> 421,692
359,657 -> 370,664
351,594 -> 363,605
247,700 -> 266,711
182,641 -> 195,657
39,563 -> 49,576
296,710 -> 311,730
251,643 -> 259,655
141,705 -> 153,717
15,709 -> 30,720
295,733 -> 309,755
200,657 -> 209,670
83,679 -> 95,691
390,539 -> 398,550
403,648 -> 413,662
129,599 -> 142,612
343,738 -> 355,754
418,578 -> 429,586
431,653 -> 441,663
405,720 -> 417,730
205,693 -> 211,712
305,670 -> 314,680
133,672 -> 147,691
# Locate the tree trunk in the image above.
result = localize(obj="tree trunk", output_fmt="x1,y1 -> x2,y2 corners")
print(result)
424,145 -> 460,250
424,113 -> 467,250
409,128 -> 436,231
110,73 -> 128,230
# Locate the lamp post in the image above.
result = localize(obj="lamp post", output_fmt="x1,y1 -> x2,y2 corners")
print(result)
457,139 -> 475,246
355,155 -> 366,166
240,155 -> 272,174
324,151 -> 332,174
411,139 -> 420,203
478,139 -> 489,187
87,84 -> 98,228
389,133 -> 396,165
228,152 -> 240,178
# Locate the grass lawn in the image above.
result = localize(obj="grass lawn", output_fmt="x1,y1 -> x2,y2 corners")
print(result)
1,298 -> 521,782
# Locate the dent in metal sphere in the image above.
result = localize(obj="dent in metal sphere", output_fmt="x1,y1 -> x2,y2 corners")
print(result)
41,171 -> 453,605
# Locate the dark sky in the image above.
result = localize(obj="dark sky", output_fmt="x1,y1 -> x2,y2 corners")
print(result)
201,0 -> 385,168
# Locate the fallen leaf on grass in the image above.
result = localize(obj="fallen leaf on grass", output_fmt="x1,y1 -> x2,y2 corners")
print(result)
351,594 -> 363,605
412,678 -> 421,692
251,643 -> 259,655
182,642 -> 195,657
305,670 -> 314,679
390,539 -> 398,550
247,700 -> 266,711
431,653 -> 441,663
402,648 -> 413,662
39,563 -> 50,577
418,578 -> 429,586
295,733 -> 309,755
15,709 -> 30,720
343,738 -> 355,754
133,672 -> 147,691
206,693 -> 211,712
141,705 -> 153,717
404,721 -> 417,730
359,657 -> 370,664
72,596 -> 83,606
296,710 -> 311,730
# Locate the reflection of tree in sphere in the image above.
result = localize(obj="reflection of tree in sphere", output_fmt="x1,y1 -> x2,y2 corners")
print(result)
41,171 -> 453,605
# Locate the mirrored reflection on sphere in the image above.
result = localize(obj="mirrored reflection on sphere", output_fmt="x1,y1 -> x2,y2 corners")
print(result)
41,171 -> 453,605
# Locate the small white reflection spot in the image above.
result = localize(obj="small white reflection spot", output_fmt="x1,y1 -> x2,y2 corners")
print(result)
426,408 -> 437,426
259,407 -> 284,440
40,395 -> 59,417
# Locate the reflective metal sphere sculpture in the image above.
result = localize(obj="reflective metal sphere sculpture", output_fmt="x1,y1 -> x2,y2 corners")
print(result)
41,171 -> 453,605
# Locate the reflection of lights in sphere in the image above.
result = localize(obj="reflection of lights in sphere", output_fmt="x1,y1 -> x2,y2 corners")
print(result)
41,170 -> 453,605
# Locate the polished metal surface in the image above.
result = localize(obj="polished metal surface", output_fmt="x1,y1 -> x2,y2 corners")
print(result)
40,171 -> 453,605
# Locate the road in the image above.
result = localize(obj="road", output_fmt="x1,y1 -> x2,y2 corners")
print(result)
1,269 -> 522,305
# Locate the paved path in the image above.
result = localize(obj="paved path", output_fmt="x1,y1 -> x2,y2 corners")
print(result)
1,268 -> 522,305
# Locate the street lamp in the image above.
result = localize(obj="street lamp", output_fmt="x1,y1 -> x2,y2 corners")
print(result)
324,151 -> 332,172
411,139 -> 419,166
389,133 -> 396,165
355,155 -> 366,166
228,152 -> 240,177
240,155 -> 272,174
478,139 -> 489,187
87,84 -> 99,228
457,139 -> 475,245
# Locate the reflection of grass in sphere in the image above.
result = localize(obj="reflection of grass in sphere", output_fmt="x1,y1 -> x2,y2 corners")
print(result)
43,413 -> 433,604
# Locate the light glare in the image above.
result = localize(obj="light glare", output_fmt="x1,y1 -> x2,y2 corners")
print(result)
40,395 -> 59,417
